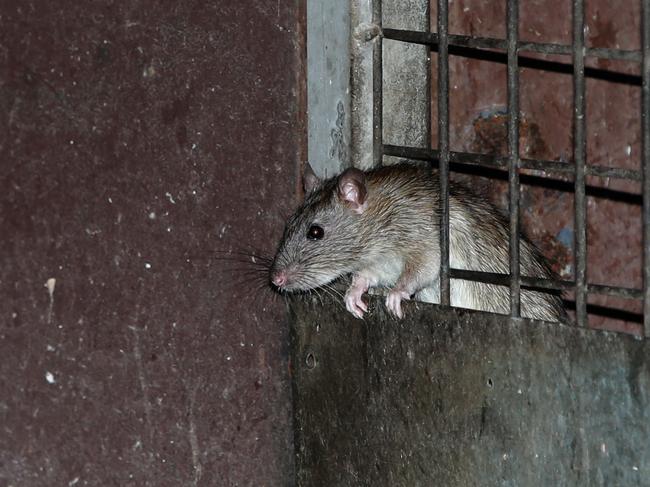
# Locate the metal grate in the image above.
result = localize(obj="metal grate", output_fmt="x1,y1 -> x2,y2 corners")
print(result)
373,0 -> 650,336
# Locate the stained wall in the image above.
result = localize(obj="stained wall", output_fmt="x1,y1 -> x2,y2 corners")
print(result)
1,2 -> 303,485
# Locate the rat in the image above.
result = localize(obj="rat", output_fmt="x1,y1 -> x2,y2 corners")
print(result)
270,162 -> 566,322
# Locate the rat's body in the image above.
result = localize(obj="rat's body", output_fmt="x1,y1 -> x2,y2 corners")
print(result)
271,163 -> 566,322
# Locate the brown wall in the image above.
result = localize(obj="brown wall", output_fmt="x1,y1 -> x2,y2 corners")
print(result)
1,1 -> 303,485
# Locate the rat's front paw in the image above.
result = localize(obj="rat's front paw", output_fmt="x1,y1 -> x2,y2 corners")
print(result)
386,289 -> 410,319
345,289 -> 368,319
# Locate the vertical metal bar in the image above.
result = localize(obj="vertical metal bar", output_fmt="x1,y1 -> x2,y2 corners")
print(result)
507,0 -> 521,318
437,0 -> 450,306
373,0 -> 383,167
573,0 -> 588,327
424,3 -> 431,152
643,0 -> 650,337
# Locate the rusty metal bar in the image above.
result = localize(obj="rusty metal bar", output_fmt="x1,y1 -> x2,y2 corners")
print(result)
507,0 -> 521,318
437,0 -> 450,306
382,28 -> 642,63
643,0 -> 650,337
573,0 -> 588,327
383,144 -> 643,182
373,0 -> 383,167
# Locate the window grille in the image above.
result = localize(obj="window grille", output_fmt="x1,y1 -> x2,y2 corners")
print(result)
366,0 -> 650,336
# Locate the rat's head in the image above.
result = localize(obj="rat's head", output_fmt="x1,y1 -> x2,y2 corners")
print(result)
270,165 -> 370,292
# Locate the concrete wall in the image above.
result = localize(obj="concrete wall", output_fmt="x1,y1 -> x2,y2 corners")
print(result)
0,2 -> 303,485
290,296 -> 650,486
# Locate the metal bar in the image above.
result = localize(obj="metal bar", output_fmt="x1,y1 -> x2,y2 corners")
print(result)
383,29 -> 642,88
424,2 -> 431,157
437,0 -> 450,306
450,268 -> 571,291
382,28 -> 642,62
373,0 -> 383,167
449,268 -> 643,300
507,0 -> 521,318
588,283 -> 644,300
587,164 -> 642,181
573,0 -> 588,327
643,0 -> 650,337
383,144 -> 644,182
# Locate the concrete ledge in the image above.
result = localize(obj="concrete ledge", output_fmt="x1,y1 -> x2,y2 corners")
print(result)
289,296 -> 650,486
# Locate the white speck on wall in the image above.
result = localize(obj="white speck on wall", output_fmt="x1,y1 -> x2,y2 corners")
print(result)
69,140 -> 74,145
45,278 -> 56,324
167,227 -> 172,232
68,477 -> 80,486
45,371 -> 56,384
191,143 -> 197,150
145,263 -> 152,269
165,192 -> 176,204
148,212 -> 156,219
226,356 -> 231,361
633,466 -> 639,471
46,344 -> 55,352
626,145 -> 632,156
191,190 -> 197,195
142,65 -> 156,78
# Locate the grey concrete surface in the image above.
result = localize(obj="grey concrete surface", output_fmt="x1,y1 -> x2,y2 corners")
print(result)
290,295 -> 650,486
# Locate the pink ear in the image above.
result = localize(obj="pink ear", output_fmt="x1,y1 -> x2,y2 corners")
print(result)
303,163 -> 321,194
337,168 -> 367,213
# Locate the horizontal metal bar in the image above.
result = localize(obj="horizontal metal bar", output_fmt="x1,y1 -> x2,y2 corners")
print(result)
383,28 -> 642,63
588,283 -> 644,300
563,301 -> 644,324
383,144 -> 643,182
450,268 -> 571,292
450,269 -> 643,300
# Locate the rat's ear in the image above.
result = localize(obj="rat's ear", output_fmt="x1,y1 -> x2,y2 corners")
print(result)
337,167 -> 367,214
303,163 -> 321,194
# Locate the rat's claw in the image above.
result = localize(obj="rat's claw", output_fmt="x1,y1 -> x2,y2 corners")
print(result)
345,289 -> 367,318
386,289 -> 410,319
345,275 -> 370,319
345,292 -> 367,319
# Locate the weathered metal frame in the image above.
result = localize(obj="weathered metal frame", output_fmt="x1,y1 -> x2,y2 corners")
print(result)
377,0 -> 650,336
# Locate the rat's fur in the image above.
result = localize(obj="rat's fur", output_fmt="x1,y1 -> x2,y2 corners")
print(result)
271,163 -> 566,322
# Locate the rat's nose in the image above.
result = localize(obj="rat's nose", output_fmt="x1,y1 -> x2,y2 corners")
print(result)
271,270 -> 288,288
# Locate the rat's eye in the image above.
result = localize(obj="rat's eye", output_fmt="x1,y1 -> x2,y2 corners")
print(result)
307,224 -> 324,240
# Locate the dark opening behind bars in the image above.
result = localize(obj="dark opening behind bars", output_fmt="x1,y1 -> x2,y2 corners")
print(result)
375,0 -> 650,337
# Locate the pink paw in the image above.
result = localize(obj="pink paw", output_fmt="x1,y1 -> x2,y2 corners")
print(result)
345,289 -> 368,319
386,289 -> 410,319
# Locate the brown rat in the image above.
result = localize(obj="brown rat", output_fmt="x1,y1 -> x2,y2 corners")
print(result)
270,162 -> 566,322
